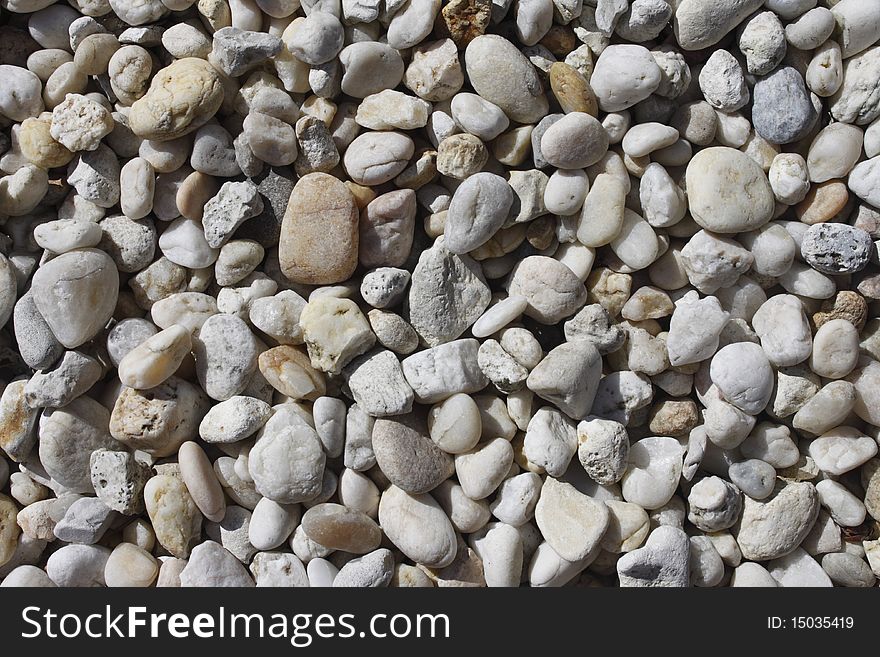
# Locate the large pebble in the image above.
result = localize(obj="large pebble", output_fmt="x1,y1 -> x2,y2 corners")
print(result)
685,147 -> 774,233
464,35 -> 548,123
735,481 -> 819,561
30,249 -> 118,349
378,485 -> 457,568
279,172 -> 358,285
535,477 -> 609,561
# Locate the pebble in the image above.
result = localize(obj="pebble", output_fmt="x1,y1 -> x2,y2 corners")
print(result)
735,481 -> 819,561
129,58 -> 223,141
378,486 -> 456,568
816,479 -> 866,528
768,548 -> 832,587
621,437 -> 683,510
822,552 -> 875,588
117,325 -> 190,390
193,315 -> 257,401
809,426 -> 878,476
30,248 -> 117,349
739,11 -> 786,75
685,147 -> 774,233
464,35 -> 548,124
372,414 -> 453,494
53,497 -> 116,544
687,476 -> 742,532
90,449 -> 150,515
617,525 -> 690,587
527,341 -> 601,420
179,540 -> 254,587
710,342 -> 773,414
144,474 -> 203,559
699,50 -> 749,112
535,477 -> 609,561
249,422 -> 325,504
333,548 -> 394,587
523,407 -> 577,477
752,294 -> 812,367
801,223 -> 872,275
302,503 -> 381,554
590,45 -> 661,112
674,0 -> 763,50
344,131 -> 414,186
106,544 -> 158,586
250,552 -> 309,587
444,172 -> 513,254
577,418 -> 630,485
179,441 -> 226,523
753,66 -> 817,145
540,112 -> 609,170
46,545 -> 110,587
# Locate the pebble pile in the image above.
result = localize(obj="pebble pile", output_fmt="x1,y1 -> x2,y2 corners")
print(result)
0,0 -> 878,589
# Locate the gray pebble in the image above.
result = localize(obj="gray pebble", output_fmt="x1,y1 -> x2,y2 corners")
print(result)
209,27 -> 282,77
407,238 -> 490,347
530,113 -> 563,169
332,548 -> 394,587
372,413 -> 453,494
191,124 -> 241,177
13,291 -> 64,370
193,313 -> 259,401
99,214 -> 157,274
344,403 -> 376,471
801,223 -> 873,274
344,349 -> 414,417
564,303 -> 626,354
66,144 -> 120,208
445,172 -> 514,254
728,459 -> 776,499
106,318 -> 157,367
39,396 -> 119,493
820,552 -> 875,587
90,448 -> 150,514
752,66 -> 817,144
53,497 -> 117,544
24,350 -> 102,409
202,181 -> 264,249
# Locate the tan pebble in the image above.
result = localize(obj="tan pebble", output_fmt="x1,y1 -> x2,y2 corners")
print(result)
794,180 -> 849,224
812,290 -> 867,330
279,172 -> 358,285
19,117 -> 73,169
549,62 -> 598,116
301,502 -> 382,553
436,133 -> 488,179
179,440 -> 226,523
648,400 -> 699,436
0,494 -> 20,567
144,474 -> 203,559
177,170 -> 220,222
440,0 -> 491,48
129,58 -> 224,141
